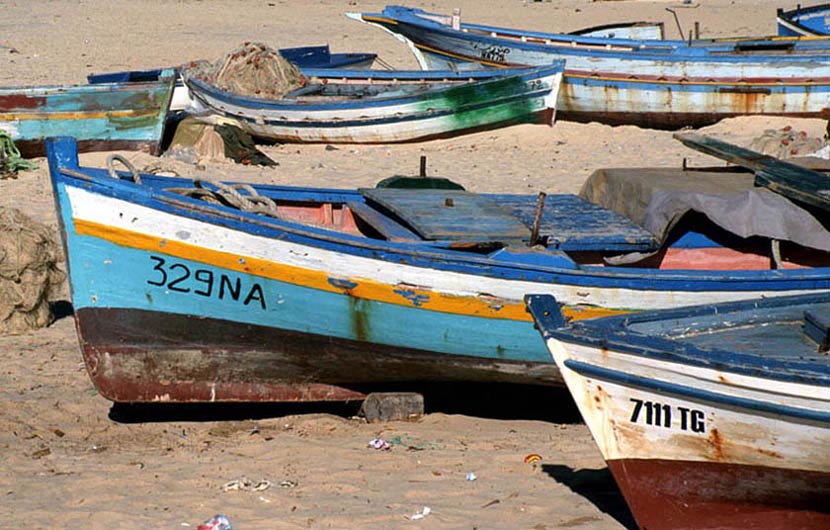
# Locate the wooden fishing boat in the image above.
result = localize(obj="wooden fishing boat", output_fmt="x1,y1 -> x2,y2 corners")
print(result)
352,6 -> 830,129
0,69 -> 175,158
87,45 -> 377,111
183,63 -> 564,143
526,292 -> 830,529
47,135 -> 830,403
777,4 -> 830,36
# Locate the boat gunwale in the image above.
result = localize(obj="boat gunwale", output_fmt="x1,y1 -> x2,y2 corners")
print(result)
51,153 -> 830,292
536,292 -> 830,385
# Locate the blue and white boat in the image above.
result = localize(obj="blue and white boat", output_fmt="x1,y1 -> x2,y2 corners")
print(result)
183,63 -> 565,143
46,135 -> 830,403
352,6 -> 830,129
526,292 -> 830,530
777,3 -> 830,36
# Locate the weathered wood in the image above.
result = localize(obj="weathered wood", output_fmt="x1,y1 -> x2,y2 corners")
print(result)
360,392 -> 424,423
529,292 -> 830,530
497,193 -> 658,251
674,132 -> 830,212
804,310 -> 830,352
346,201 -> 420,241
361,188 -> 532,243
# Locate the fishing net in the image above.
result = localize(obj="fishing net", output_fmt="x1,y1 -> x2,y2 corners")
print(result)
748,126 -> 828,159
0,207 -> 65,334
185,42 -> 306,99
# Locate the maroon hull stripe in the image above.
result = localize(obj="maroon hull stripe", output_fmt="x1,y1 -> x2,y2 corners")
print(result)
15,138 -> 161,158
608,458 -> 830,530
73,308 -> 561,402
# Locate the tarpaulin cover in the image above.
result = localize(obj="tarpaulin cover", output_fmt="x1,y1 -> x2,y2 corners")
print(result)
580,167 -> 830,253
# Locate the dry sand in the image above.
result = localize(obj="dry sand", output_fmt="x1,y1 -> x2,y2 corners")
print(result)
0,1 -> 825,528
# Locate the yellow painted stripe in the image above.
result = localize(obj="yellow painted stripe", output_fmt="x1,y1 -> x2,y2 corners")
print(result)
73,218 -> 623,322
362,15 -> 398,26
0,109 -> 156,121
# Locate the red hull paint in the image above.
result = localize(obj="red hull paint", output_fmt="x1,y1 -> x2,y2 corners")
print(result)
73,308 -> 561,403
15,138 -> 161,158
0,93 -> 46,109
608,458 -> 830,530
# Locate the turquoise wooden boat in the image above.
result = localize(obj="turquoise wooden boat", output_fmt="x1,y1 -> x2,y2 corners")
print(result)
0,69 -> 175,158
46,134 -> 830,403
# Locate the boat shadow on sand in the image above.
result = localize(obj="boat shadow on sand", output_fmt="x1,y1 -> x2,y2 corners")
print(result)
107,383 -> 584,424
543,464 -> 637,530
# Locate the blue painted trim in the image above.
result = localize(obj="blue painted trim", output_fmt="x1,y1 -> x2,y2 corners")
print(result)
777,5 -> 830,37
562,358 -> 830,423
374,5 -> 830,61
544,292 -> 830,384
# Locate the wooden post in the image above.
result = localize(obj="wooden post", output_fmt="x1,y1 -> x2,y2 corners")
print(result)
420,155 -> 427,177
529,192 -> 547,246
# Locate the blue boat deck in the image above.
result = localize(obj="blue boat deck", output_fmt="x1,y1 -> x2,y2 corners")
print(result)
361,188 -> 658,251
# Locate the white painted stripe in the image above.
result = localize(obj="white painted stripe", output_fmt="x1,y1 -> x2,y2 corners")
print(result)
65,185 -> 820,311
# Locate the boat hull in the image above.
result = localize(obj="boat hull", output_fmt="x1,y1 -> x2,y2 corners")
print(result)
74,307 -> 560,402
185,65 -> 563,143
0,73 -> 174,157
47,137 -> 830,403
530,295 -> 830,530
607,459 -> 830,530
777,5 -> 830,36
359,7 -> 830,129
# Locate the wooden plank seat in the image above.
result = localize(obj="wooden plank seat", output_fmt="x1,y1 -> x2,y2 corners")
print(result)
360,188 -> 658,252
345,201 -> 421,242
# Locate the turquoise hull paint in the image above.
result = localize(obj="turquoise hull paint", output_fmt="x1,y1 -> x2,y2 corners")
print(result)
0,70 -> 174,156
58,193 -> 547,364
12,115 -> 166,142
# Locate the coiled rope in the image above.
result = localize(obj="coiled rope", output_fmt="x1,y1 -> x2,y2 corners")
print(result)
105,153 -> 280,218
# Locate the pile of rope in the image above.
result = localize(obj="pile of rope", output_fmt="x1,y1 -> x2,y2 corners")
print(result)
185,42 -> 306,99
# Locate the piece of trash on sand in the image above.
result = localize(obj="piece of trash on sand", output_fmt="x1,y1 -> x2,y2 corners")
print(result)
368,437 -> 391,450
197,514 -> 233,530
406,506 -> 431,520
221,477 -> 271,492
466,472 -> 477,481
523,453 -> 543,465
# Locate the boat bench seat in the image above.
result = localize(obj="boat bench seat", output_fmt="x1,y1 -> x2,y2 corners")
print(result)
360,188 -> 659,252
346,201 -> 421,242
804,309 -> 830,352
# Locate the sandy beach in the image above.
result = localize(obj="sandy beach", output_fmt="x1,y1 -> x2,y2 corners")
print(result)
0,1 -> 826,527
